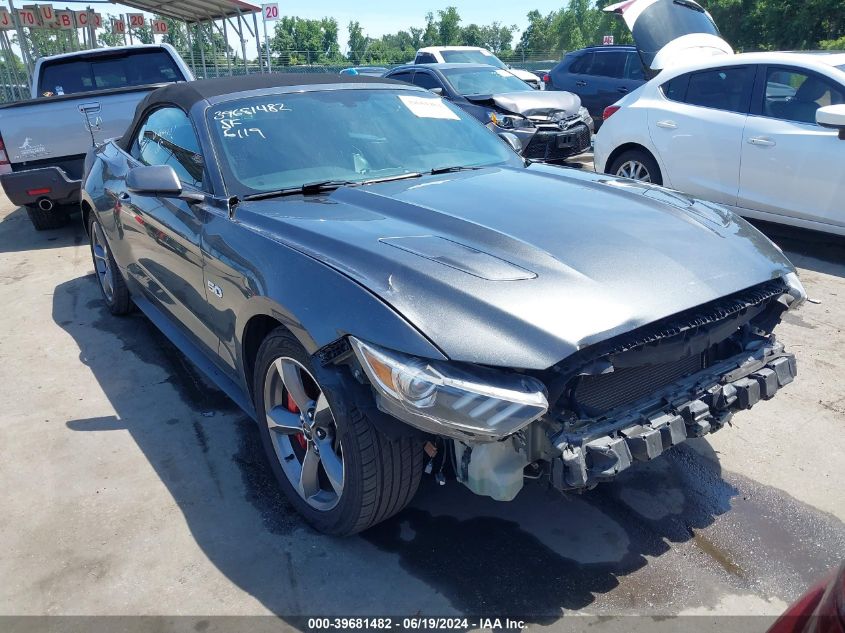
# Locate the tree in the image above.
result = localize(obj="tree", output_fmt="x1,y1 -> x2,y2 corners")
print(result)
422,12 -> 438,47
480,22 -> 517,54
98,22 -> 126,47
347,21 -> 368,63
270,16 -> 342,64
437,7 -> 462,46
461,24 -> 483,47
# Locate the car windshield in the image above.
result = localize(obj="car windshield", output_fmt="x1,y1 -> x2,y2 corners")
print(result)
442,67 -> 531,96
207,89 -> 519,196
440,49 -> 507,69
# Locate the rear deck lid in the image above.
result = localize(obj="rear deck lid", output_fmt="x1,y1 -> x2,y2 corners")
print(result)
604,0 -> 733,71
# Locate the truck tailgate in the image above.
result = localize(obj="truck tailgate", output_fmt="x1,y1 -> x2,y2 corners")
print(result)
0,86 -> 156,166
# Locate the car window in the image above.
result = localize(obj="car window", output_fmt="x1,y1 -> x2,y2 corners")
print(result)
441,67 -> 531,95
415,53 -> 437,64
38,49 -> 182,97
661,73 -> 690,101
388,71 -> 413,84
207,89 -> 520,197
569,52 -> 593,74
589,52 -> 627,79
130,107 -> 204,189
412,72 -> 444,91
763,67 -> 845,124
624,52 -> 645,81
684,67 -> 754,114
440,49 -> 507,70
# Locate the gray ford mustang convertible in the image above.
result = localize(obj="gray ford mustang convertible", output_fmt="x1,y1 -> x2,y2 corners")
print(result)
82,74 -> 805,535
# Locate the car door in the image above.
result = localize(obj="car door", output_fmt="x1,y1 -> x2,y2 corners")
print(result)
124,106 -> 218,355
648,65 -> 755,205
410,69 -> 447,97
587,50 -> 630,117
564,51 -> 600,115
738,65 -> 845,229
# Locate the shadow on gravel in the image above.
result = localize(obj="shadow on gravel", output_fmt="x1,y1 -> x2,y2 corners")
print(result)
56,273 -> 845,625
0,206 -> 82,254
751,220 -> 845,278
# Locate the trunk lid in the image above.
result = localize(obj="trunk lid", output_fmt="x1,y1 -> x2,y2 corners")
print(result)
604,0 -> 733,71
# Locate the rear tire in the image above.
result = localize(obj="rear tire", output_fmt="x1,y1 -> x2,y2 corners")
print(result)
26,204 -> 68,231
253,327 -> 424,535
88,214 -> 132,315
608,149 -> 663,185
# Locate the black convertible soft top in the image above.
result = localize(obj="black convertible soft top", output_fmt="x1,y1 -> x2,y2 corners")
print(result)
118,73 -> 404,150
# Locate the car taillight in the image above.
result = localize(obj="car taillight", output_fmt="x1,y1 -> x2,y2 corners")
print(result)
543,74 -> 550,84
0,133 -> 10,175
602,105 -> 621,120
767,563 -> 845,633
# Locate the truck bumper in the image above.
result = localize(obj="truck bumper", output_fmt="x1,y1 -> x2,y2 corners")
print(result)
0,167 -> 81,208
549,340 -> 796,491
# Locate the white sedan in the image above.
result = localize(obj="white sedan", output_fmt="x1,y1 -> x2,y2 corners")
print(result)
594,51 -> 845,236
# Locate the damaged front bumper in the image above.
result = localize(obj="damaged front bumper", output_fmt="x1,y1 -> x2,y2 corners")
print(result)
549,339 -> 796,491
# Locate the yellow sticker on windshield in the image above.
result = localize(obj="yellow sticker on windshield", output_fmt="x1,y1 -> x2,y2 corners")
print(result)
398,95 -> 460,120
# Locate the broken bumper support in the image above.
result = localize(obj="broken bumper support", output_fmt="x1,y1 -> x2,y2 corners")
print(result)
549,343 -> 796,491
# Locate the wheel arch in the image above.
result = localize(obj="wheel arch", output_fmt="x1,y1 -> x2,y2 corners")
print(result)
603,142 -> 656,175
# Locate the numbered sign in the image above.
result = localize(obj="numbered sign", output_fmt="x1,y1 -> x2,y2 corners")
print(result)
39,4 -> 54,24
17,8 -> 38,27
112,18 -> 125,34
151,19 -> 167,33
602,35 -> 615,45
55,10 -> 74,29
0,8 -> 13,30
262,4 -> 279,21
128,13 -> 145,28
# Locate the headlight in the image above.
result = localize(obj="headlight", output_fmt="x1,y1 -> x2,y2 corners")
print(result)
488,112 -> 534,130
349,337 -> 548,441
784,272 -> 807,309
578,106 -> 590,120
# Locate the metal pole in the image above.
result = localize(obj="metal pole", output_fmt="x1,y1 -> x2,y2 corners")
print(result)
210,20 -> 218,77
0,31 -> 24,100
197,23 -> 206,79
234,11 -> 246,73
221,15 -> 231,75
125,13 -> 132,44
7,0 -> 34,75
252,10 -> 262,73
88,7 -> 96,48
185,20 -> 196,76
261,12 -> 271,72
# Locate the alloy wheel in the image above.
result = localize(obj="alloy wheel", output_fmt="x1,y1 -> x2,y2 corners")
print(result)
616,160 -> 652,183
91,222 -> 115,302
262,357 -> 345,511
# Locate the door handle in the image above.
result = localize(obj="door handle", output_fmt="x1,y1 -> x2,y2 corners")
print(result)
617,86 -> 629,93
78,102 -> 101,114
117,191 -> 131,201
575,80 -> 587,87
656,120 -> 677,129
747,136 -> 776,147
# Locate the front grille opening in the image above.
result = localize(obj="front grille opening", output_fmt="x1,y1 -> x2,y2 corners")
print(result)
570,353 -> 706,417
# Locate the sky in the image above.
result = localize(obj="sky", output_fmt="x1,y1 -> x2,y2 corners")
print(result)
6,0 -> 569,56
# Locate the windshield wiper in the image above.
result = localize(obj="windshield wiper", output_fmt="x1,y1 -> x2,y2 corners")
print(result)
429,165 -> 484,175
242,172 -> 422,201
243,180 -> 356,201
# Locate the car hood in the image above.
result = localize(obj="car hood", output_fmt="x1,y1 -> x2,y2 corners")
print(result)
237,165 -> 794,370
466,90 -> 581,117
604,0 -> 733,71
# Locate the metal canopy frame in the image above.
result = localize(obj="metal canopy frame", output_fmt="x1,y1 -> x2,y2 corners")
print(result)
108,0 -> 258,24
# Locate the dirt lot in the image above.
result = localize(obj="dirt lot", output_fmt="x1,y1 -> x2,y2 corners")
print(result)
1,177 -> 844,630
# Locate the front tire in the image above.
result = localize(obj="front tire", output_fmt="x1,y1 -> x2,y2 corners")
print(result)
89,214 -> 132,315
608,149 -> 663,185
253,327 -> 423,535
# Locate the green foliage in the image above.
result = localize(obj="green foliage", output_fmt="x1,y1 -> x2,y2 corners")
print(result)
819,35 -> 845,50
270,16 -> 343,64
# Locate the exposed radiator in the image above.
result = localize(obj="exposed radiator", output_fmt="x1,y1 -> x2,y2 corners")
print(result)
572,353 -> 705,416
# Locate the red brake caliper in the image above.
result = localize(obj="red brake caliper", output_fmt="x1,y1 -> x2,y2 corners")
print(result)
286,393 -> 308,449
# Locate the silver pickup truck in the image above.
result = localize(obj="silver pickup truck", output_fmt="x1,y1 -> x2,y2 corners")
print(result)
0,44 -> 193,229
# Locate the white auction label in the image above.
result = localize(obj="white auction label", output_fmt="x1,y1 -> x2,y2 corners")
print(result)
398,95 -> 460,120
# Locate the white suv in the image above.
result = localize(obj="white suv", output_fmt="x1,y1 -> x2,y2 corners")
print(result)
414,47 -> 542,90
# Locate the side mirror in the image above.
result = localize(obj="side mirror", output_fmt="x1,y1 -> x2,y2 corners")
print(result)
498,132 -> 522,154
126,165 -> 204,202
429,87 -> 444,96
817,105 -> 845,140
